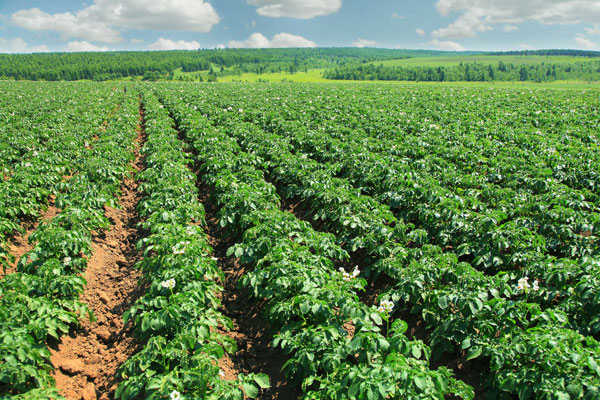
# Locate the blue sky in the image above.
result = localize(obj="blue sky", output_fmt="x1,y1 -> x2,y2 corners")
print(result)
1,0 -> 600,53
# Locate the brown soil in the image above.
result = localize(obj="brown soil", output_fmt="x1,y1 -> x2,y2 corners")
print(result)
49,107 -> 146,400
1,197 -> 61,278
198,182 -> 299,400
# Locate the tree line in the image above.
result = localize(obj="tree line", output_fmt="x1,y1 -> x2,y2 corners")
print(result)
323,60 -> 600,82
0,48 -> 454,81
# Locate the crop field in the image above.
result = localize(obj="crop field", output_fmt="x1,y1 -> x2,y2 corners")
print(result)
1,80 -> 599,400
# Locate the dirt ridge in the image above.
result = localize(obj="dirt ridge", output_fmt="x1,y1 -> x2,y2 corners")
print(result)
49,103 -> 146,400
195,181 -> 299,400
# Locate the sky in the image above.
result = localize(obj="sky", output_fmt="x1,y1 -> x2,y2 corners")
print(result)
1,0 -> 600,53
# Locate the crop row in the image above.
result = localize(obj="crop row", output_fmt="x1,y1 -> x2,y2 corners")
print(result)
116,92 -> 269,400
198,84 -> 600,198
159,84 -> 600,399
175,84 -> 600,335
157,89 -> 475,400
207,93 -> 600,338
0,88 -> 137,399
185,85 -> 599,270
0,83 -> 121,273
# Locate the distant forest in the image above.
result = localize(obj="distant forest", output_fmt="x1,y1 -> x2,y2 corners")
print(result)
324,60 -> 600,83
0,48 -> 599,82
0,48 -> 457,81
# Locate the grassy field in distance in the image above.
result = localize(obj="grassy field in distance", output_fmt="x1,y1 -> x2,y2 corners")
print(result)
171,63 -> 600,87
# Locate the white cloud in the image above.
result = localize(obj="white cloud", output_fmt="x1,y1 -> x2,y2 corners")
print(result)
271,32 -> 317,47
228,32 -> 316,48
216,44 -> 226,49
0,37 -> 49,53
391,13 -> 405,20
575,35 -> 597,49
229,33 -> 271,48
12,8 -> 120,43
415,28 -> 425,36
12,0 -> 220,43
434,0 -> 600,40
65,40 -> 110,52
502,25 -> 519,32
149,38 -> 201,50
519,43 -> 533,50
130,38 -> 144,44
247,0 -> 341,19
429,39 -> 466,51
585,25 -> 600,35
353,38 -> 377,47
432,10 -> 491,39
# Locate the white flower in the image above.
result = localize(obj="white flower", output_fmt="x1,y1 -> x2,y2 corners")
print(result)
340,266 -> 360,282
63,256 -> 71,265
24,162 -> 32,167
185,226 -> 196,235
211,257 -> 218,261
516,277 -> 530,292
170,390 -> 181,400
161,278 -> 176,290
219,369 -> 225,378
172,241 -> 190,255
379,299 -> 394,313
532,279 -> 540,292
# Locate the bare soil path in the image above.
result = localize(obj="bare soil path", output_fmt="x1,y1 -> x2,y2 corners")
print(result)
197,180 -> 299,400
49,106 -> 146,400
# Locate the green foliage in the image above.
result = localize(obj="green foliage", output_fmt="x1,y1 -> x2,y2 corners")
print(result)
0,83 -> 138,397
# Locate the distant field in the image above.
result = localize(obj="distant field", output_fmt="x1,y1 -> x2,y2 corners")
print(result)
370,55 -> 599,67
167,61 -> 600,86
218,69 -> 328,83
172,66 -> 329,83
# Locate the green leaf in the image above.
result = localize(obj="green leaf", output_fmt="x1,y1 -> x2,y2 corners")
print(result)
370,312 -> 382,325
300,302 -> 310,314
461,338 -> 471,350
518,385 -> 532,399
242,382 -> 259,399
253,374 -> 270,389
589,357 -> 600,375
466,347 -> 482,361
411,346 -> 422,359
414,377 -> 426,390
566,384 -> 583,398
437,296 -> 449,309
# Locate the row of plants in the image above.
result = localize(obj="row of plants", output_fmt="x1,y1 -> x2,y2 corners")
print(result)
231,90 -> 600,338
176,85 -> 600,335
202,84 -> 600,199
0,87 -> 137,399
186,85 -> 598,271
158,89 -> 474,400
209,94 -> 600,335
116,92 -> 269,399
0,83 -> 120,274
164,85 -> 600,399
